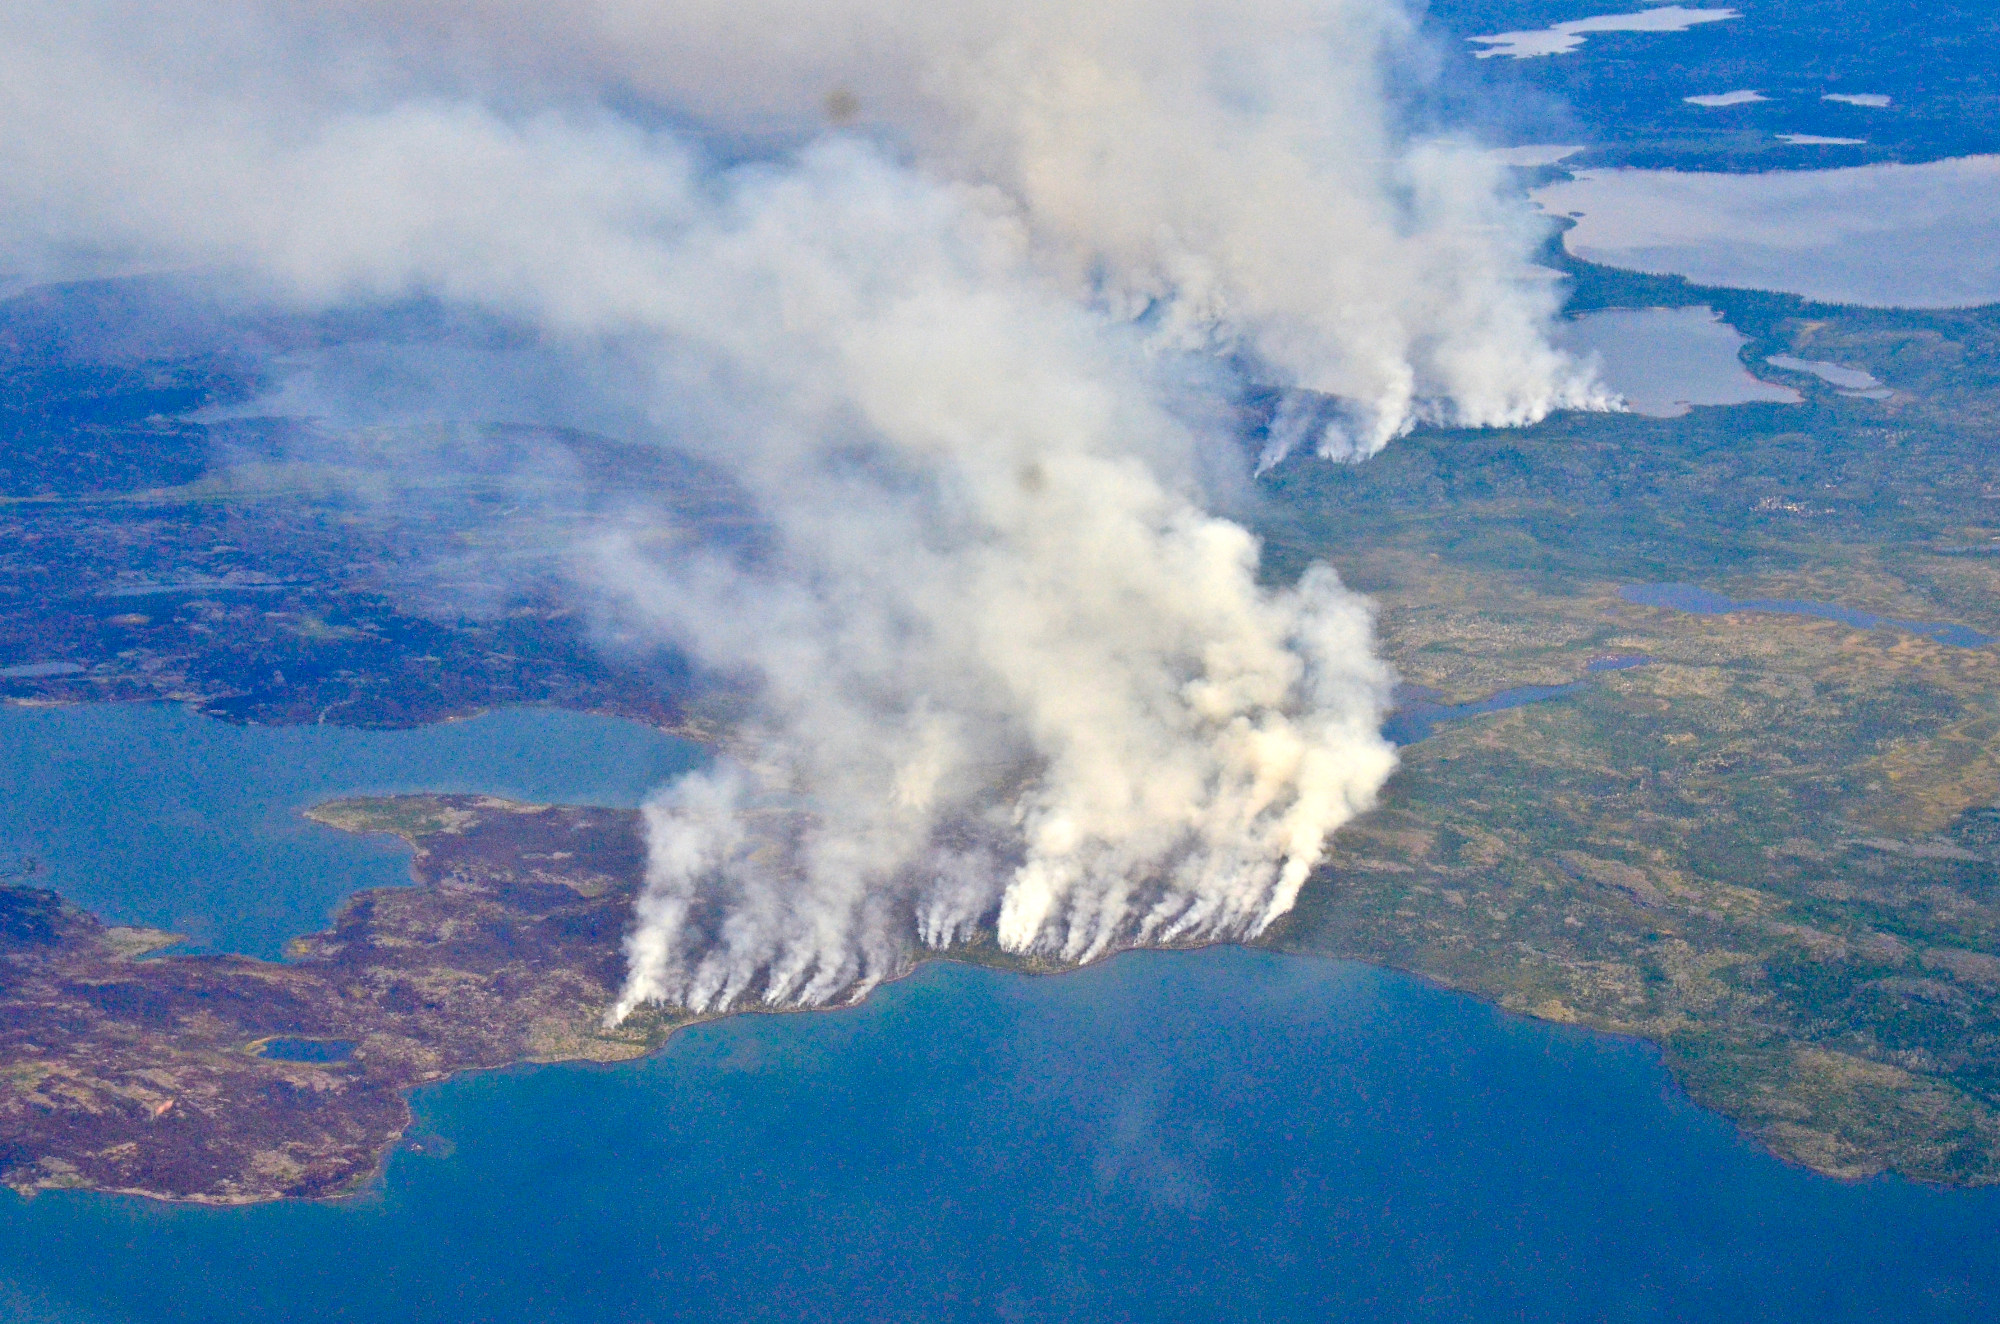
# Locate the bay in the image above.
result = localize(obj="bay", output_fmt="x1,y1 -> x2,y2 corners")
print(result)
3,947 -> 1998,1321
6,703 -> 2000,1321
0,703 -> 704,958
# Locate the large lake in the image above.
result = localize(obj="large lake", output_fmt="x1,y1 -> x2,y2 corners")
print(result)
5,702 -> 2000,1321
5,948 -> 2000,1321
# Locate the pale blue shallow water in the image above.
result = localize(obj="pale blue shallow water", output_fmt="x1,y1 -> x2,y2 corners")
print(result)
4,947 -> 2000,1323
0,703 -> 705,957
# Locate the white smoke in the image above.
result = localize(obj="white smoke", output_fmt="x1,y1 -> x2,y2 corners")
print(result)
0,0 -> 1610,1013
583,151 -> 1401,1008
313,0 -> 1614,452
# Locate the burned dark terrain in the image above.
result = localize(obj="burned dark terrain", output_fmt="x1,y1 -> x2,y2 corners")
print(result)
0,796 -> 680,1203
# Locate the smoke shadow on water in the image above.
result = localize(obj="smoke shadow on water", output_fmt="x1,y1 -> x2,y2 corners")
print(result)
2,946 -> 1997,1322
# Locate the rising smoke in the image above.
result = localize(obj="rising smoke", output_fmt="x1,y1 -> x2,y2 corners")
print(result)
0,1 -> 1613,1013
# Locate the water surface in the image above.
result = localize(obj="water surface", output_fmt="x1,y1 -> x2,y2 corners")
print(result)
1534,156 -> 2000,306
1686,89 -> 1766,106
1385,682 -> 1585,745
3,947 -> 1997,1323
1556,306 -> 1801,416
256,1038 -> 358,1063
6,702 -> 2000,1320
1469,6 -> 1739,59
0,703 -> 703,957
1766,353 -> 1892,398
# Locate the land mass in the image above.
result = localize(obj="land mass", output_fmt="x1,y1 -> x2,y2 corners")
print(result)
1259,272 -> 2000,1185
7,276 -> 2000,1199
0,794 -> 1070,1204
0,796 -> 680,1202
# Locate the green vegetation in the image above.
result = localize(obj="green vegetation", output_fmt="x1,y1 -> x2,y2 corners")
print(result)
1259,288 -> 2000,1182
10,265 -> 2000,1191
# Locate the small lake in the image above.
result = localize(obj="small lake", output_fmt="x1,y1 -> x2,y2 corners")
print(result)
4,947 -> 1999,1322
1468,6 -> 1739,60
0,703 -> 704,958
1555,306 -> 1801,416
1384,656 -> 1657,745
1766,353 -> 1892,398
255,1038 -> 357,1063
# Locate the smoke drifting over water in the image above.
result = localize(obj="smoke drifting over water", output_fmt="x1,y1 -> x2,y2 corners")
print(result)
0,1 -> 1611,1012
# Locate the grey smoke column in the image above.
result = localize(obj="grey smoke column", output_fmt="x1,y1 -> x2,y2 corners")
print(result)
0,0 -> 1613,1013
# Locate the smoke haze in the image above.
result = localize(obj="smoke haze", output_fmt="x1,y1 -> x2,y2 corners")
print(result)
0,0 -> 1612,1012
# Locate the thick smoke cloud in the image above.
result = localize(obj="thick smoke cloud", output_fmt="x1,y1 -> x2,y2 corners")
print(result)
0,0 -> 1610,1012
327,0 -> 1613,452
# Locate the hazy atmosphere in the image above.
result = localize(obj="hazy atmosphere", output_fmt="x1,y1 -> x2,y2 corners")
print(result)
13,2 -> 2000,1317
0,0 -> 1612,1011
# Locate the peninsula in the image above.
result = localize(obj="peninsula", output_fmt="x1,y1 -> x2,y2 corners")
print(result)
0,796 -> 679,1202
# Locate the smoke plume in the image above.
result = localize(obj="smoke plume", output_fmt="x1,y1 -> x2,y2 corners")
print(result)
0,0 -> 1611,1012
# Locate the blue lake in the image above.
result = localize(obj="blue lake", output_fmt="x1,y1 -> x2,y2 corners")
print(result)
1384,659 -> 1656,745
4,947 -> 2000,1322
7,702 -> 2000,1320
0,703 -> 704,957
256,1038 -> 358,1063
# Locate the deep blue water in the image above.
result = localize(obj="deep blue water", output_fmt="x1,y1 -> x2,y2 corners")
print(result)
5,703 -> 2000,1319
0,703 -> 704,957
3,947 -> 1998,1323
1624,584 -> 1996,648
